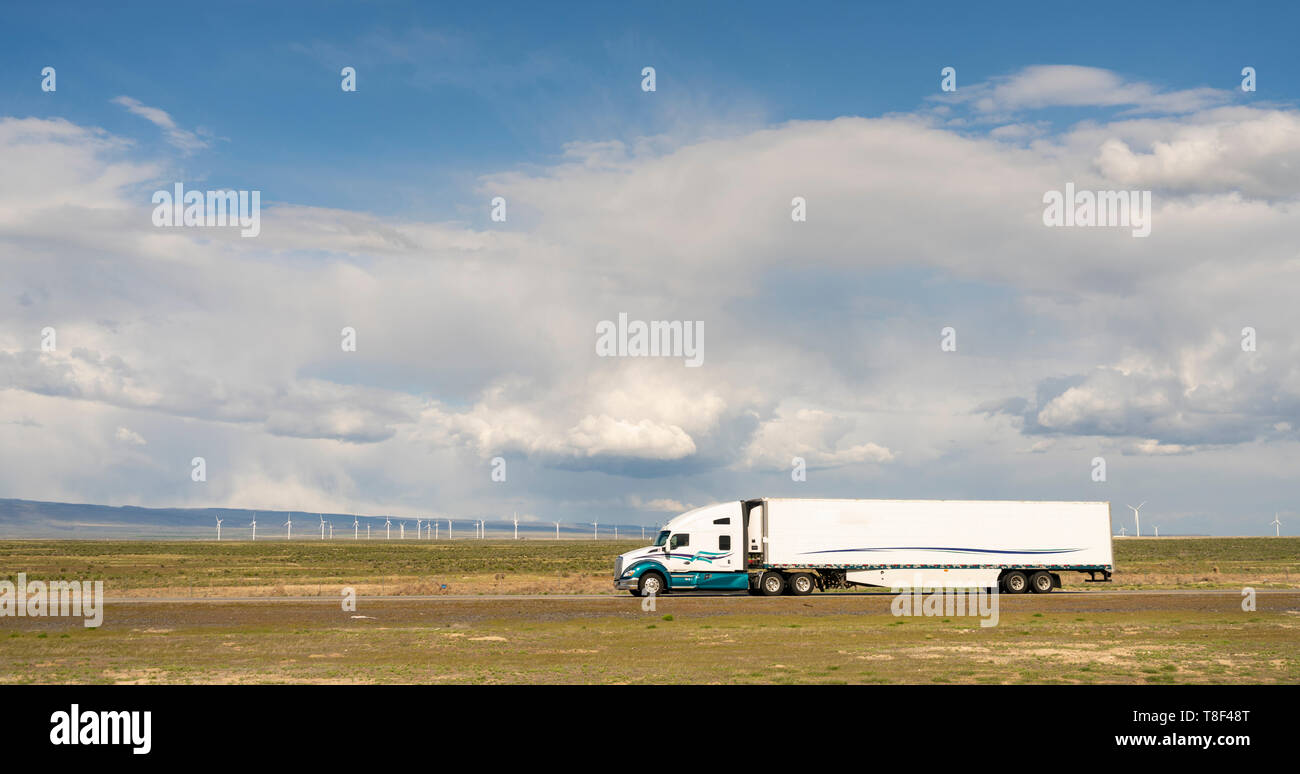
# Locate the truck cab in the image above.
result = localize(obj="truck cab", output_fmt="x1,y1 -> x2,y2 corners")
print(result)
613,501 -> 751,595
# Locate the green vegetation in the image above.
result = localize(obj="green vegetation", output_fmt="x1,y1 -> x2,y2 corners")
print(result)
0,537 -> 1294,598
1,597 -> 1295,684
0,539 -> 644,596
1111,537 -> 1299,589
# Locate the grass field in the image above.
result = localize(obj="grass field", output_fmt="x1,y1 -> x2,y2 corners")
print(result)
0,539 -> 644,596
1,594 -> 1296,684
2,538 -> 1297,684
0,537 -> 1296,597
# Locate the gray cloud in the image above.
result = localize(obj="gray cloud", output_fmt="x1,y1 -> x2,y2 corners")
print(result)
3,68 -> 1300,533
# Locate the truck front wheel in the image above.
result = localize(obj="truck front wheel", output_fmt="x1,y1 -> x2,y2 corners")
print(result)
1002,571 -> 1029,594
787,573 -> 814,596
638,572 -> 667,597
759,571 -> 785,596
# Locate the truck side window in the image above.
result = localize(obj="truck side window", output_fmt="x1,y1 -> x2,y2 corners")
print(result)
670,533 -> 689,549
713,517 -> 730,525
719,535 -> 731,550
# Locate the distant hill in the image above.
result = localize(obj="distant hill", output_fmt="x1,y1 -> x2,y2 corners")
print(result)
0,499 -> 312,539
0,499 -> 597,539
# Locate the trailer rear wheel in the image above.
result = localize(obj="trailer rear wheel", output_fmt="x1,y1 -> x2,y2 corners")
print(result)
1002,570 -> 1029,594
1029,571 -> 1054,594
787,573 -> 814,596
759,571 -> 785,596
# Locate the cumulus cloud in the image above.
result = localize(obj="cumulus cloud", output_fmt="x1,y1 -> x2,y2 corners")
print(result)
743,408 -> 895,469
3,66 -> 1300,531
1093,109 -> 1300,198
114,426 -> 146,446
626,495 -> 694,513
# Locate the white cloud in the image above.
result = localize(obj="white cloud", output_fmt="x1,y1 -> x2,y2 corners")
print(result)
114,426 -> 146,446
111,96 -> 210,153
743,408 -> 895,470
3,70 -> 1300,532
936,65 -> 1230,117
1093,109 -> 1300,197
626,495 -> 693,513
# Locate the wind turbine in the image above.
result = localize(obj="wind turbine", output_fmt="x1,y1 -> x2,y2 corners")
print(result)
250,512 -> 257,541
215,515 -> 223,541
354,517 -> 359,539
513,512 -> 518,540
1154,525 -> 1159,538
328,521 -> 334,539
1272,513 -> 1282,537
593,521 -> 598,540
1126,502 -> 1146,538
641,526 -> 645,540
1119,526 -> 1127,537
399,520 -> 406,539
447,519 -> 453,540
385,517 -> 391,540
367,522 -> 371,540
284,512 -> 293,540
614,525 -> 618,540
554,520 -> 561,540
415,518 -> 422,539
434,521 -> 439,540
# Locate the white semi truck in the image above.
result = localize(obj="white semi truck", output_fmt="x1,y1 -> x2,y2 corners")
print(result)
614,498 -> 1114,596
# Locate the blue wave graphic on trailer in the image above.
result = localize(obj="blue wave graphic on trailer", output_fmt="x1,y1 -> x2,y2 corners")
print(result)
800,546 -> 1084,555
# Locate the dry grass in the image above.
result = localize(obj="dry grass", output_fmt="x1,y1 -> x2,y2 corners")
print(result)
2,593 -> 1296,684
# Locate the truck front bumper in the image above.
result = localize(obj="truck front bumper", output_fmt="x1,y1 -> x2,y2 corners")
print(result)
614,577 -> 638,590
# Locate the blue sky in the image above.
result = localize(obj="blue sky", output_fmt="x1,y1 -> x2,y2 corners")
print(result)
2,2 -> 1299,535
4,1 -> 1296,217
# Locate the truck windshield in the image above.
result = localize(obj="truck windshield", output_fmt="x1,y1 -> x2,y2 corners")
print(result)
653,530 -> 670,547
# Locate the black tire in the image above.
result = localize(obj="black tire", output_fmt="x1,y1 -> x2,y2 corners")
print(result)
1002,570 -> 1029,594
1030,571 -> 1054,594
638,572 -> 667,597
787,573 -> 814,596
759,571 -> 785,596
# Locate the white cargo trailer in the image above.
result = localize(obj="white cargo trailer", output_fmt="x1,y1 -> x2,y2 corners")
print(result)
614,498 -> 1113,596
